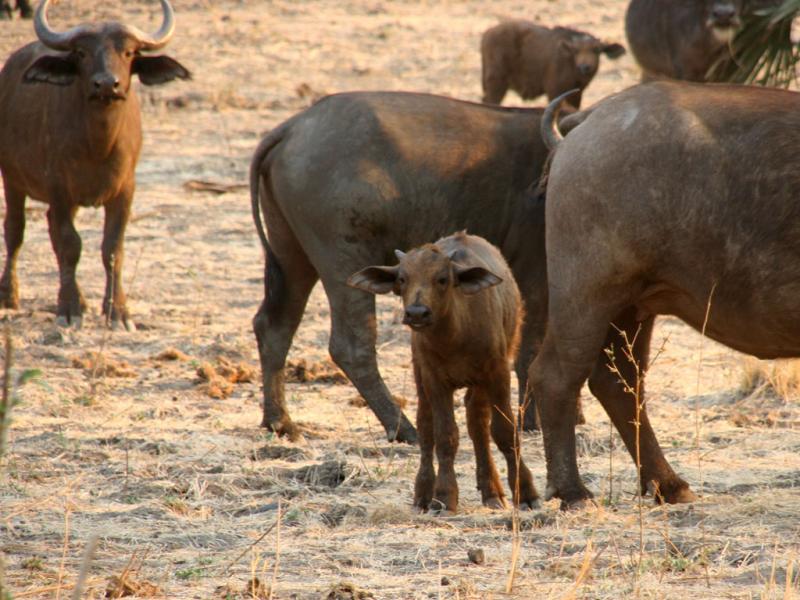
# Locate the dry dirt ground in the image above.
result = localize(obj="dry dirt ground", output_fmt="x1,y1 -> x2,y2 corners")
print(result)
1,1 -> 799,598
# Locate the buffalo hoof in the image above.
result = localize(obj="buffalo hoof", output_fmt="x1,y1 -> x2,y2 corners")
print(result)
55,315 -> 83,330
260,416 -> 301,442
560,496 -> 597,511
483,496 -> 507,510
111,318 -> 137,332
386,418 -> 418,445
520,409 -> 540,432
647,480 -> 697,504
0,284 -> 18,309
517,496 -> 541,510
545,480 -> 594,510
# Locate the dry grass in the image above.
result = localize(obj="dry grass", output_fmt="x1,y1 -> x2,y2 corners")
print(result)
1,1 -> 800,598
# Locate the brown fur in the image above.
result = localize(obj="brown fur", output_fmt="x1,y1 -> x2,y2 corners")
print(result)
534,82 -> 800,509
625,0 -> 742,81
481,20 -> 625,108
0,9 -> 189,329
348,232 -> 539,512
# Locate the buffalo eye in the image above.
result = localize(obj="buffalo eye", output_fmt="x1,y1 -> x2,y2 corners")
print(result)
74,47 -> 87,59
124,49 -> 135,59
437,276 -> 448,286
397,275 -> 406,285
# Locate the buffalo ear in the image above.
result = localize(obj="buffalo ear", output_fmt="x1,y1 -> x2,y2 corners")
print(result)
23,55 -> 78,86
347,265 -> 399,295
132,55 -> 191,85
602,42 -> 626,59
454,265 -> 503,295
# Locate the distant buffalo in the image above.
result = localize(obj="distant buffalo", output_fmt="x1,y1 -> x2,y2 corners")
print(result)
0,0 -> 190,329
481,20 -> 625,108
1,0 -> 31,19
625,0 -> 741,81
532,83 -> 800,509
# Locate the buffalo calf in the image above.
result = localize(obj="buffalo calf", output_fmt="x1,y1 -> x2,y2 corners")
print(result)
481,20 -> 625,108
349,232 -> 539,512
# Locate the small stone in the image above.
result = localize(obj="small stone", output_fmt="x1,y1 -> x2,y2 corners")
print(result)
467,548 -> 485,565
440,576 -> 450,586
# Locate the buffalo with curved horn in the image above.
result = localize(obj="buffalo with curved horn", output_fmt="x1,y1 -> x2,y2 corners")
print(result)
0,0 -> 190,329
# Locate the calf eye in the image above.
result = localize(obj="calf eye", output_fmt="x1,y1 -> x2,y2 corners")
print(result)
437,276 -> 447,286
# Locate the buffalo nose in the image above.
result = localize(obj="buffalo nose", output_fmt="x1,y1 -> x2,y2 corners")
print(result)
712,4 -> 736,21
578,64 -> 593,76
403,304 -> 432,327
92,74 -> 120,95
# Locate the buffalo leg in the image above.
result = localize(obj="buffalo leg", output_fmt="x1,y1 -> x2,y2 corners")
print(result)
485,372 -> 539,508
412,360 -> 435,510
101,188 -> 133,330
0,181 -> 25,308
588,309 -> 695,504
528,301 -> 620,509
0,1 -> 11,18
464,387 -> 506,508
516,318 -> 586,431
252,235 -> 318,440
47,203 -> 85,328
325,281 -> 417,443
15,0 -> 31,18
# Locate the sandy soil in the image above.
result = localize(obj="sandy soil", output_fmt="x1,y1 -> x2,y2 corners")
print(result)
1,1 -> 799,598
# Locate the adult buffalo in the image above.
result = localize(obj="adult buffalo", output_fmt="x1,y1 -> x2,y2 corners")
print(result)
0,0 -> 190,329
531,82 -> 800,509
625,0 -> 741,81
249,92 -> 586,442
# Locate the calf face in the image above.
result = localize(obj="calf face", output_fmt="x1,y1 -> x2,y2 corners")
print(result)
347,246 -> 502,329
562,33 -> 626,84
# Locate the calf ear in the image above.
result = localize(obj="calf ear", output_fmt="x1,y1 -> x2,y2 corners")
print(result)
602,43 -> 626,59
132,55 -> 191,85
23,55 -> 78,86
347,266 -> 399,295
454,265 -> 503,295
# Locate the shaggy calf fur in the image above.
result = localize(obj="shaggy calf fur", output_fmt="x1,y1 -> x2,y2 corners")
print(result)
481,20 -> 625,108
349,232 -> 539,512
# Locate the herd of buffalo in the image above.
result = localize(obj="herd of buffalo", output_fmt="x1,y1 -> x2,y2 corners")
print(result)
1,0 -> 798,512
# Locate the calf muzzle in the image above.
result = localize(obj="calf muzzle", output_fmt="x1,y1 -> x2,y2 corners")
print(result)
404,304 -> 433,329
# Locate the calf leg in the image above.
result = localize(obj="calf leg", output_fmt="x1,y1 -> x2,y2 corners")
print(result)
253,235 -> 318,440
101,188 -> 133,330
588,309 -> 695,504
485,372 -> 539,508
424,379 -> 458,512
413,360 -> 435,510
0,182 -> 25,308
325,281 -> 416,443
47,204 -> 85,328
464,387 -> 506,508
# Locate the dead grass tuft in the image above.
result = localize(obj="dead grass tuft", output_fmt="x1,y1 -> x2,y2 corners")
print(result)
285,358 -> 347,384
213,577 -> 270,599
323,581 -> 374,600
348,394 -> 408,409
154,348 -> 190,361
740,358 -> 800,403
196,357 -> 256,398
72,353 -> 137,378
105,574 -> 160,598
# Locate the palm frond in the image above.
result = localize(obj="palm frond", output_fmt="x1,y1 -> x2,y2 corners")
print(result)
708,0 -> 799,86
